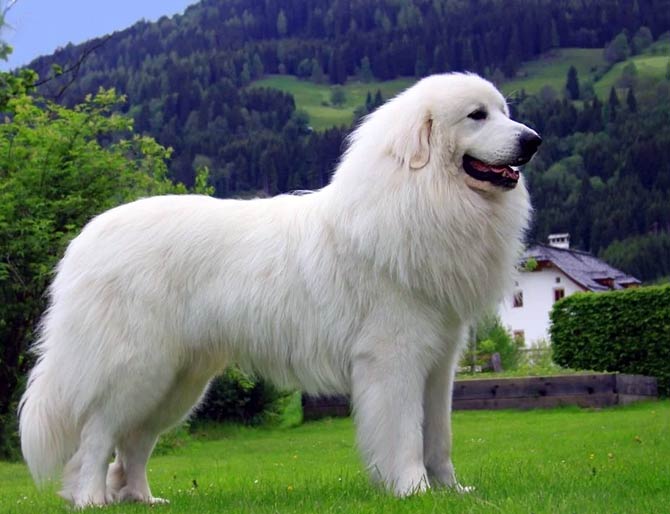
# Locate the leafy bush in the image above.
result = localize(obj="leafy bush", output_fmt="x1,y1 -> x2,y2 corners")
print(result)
551,285 -> 670,395
0,80 -> 212,459
461,315 -> 521,372
195,367 -> 288,425
516,339 -> 564,375
153,422 -> 192,456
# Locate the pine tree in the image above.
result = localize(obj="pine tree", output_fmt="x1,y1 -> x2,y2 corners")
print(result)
365,91 -> 373,112
607,87 -> 620,121
565,66 -> 580,100
414,46 -> 428,77
358,56 -> 373,83
310,58 -> 325,84
251,53 -> 264,79
328,48 -> 346,84
239,62 -> 251,85
432,45 -> 448,73
373,90 -> 383,108
626,88 -> 638,113
330,85 -> 346,107
504,27 -> 522,76
550,19 -> 560,49
276,9 -> 288,37
604,32 -> 631,64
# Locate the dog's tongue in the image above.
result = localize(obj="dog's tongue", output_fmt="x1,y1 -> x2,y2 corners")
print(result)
463,155 -> 520,189
490,164 -> 511,173
471,159 -> 508,173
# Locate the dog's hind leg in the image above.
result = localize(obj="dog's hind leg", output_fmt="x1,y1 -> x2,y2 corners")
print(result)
110,430 -> 165,504
109,358 -> 220,504
106,453 -> 126,499
61,416 -> 116,507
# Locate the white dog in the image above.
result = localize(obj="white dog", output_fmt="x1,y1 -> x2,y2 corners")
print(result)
19,73 -> 540,506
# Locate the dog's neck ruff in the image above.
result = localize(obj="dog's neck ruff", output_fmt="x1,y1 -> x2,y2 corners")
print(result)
323,158 -> 530,322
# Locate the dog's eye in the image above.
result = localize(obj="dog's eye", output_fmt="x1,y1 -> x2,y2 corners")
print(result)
467,109 -> 488,121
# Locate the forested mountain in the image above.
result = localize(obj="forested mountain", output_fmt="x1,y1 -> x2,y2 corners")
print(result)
23,0 -> 670,281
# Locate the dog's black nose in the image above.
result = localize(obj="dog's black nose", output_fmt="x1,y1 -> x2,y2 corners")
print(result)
519,132 -> 542,159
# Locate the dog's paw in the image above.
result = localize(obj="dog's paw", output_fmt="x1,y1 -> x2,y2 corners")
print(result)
392,468 -> 431,497
148,496 -> 170,505
116,486 -> 169,505
426,462 -> 475,493
426,460 -> 457,488
452,483 -> 475,494
72,494 -> 109,509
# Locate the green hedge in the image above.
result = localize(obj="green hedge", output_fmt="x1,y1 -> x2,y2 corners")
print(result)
550,285 -> 670,395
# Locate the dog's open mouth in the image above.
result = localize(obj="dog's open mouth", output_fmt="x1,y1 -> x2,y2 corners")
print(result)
463,155 -> 519,190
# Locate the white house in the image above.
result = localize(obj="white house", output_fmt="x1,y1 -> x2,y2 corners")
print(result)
499,234 -> 640,346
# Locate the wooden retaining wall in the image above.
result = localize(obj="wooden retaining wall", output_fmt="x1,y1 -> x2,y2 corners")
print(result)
302,373 -> 658,420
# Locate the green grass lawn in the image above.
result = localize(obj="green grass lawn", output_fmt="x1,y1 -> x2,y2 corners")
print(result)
252,75 -> 415,130
1,401 -> 669,513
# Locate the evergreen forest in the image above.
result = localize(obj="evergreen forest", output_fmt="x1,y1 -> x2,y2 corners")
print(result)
23,0 -> 670,282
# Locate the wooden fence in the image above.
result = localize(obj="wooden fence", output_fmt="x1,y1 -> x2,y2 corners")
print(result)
302,373 -> 658,420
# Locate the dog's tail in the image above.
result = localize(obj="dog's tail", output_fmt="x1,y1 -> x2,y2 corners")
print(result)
19,337 -> 78,485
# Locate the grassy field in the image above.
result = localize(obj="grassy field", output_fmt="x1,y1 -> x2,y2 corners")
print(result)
252,75 -> 415,130
500,48 -> 607,97
251,50 -> 610,129
1,401 -> 669,513
594,54 -> 670,97
509,40 -> 669,100
253,41 -> 670,130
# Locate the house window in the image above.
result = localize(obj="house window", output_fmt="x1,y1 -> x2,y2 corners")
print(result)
513,290 -> 523,308
554,288 -> 565,302
555,277 -> 561,283
513,330 -> 525,345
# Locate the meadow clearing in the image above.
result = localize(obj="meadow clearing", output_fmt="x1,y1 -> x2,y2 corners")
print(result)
252,42 -> 670,130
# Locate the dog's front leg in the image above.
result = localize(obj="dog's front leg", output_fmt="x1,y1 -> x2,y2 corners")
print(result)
351,349 -> 430,496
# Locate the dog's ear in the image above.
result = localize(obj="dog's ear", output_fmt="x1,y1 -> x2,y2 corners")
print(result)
409,119 -> 432,170
387,113 -> 432,170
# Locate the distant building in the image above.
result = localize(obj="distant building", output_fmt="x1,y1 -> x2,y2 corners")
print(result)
499,233 -> 640,345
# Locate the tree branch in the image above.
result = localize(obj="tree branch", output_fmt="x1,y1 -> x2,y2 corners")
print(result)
33,34 -> 113,101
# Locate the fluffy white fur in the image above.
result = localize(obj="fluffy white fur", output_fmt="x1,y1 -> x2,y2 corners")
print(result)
19,73 -> 537,506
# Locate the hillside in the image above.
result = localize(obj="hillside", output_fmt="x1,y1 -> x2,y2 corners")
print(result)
502,48 -> 607,97
251,43 -> 670,131
250,39 -> 670,141
19,0 -> 670,281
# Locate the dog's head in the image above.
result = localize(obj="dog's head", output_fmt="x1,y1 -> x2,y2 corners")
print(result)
380,73 -> 541,193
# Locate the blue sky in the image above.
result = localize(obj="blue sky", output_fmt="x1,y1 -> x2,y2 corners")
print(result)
1,0 -> 196,71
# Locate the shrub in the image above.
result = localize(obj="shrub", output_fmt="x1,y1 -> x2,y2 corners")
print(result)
153,422 -> 192,456
517,339 -> 563,375
330,85 -> 346,107
0,84 -> 212,459
551,285 -> 670,395
195,366 -> 288,425
461,315 -> 521,372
